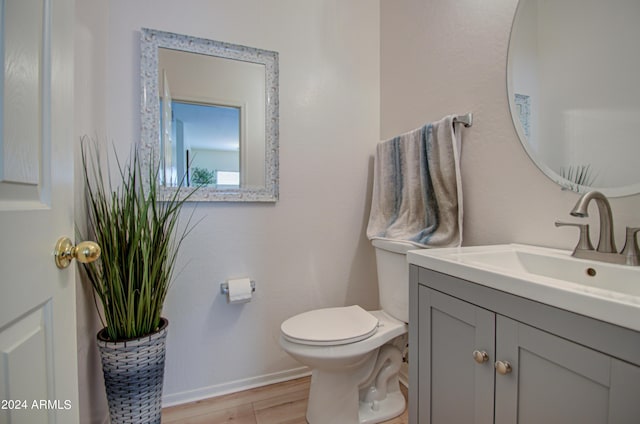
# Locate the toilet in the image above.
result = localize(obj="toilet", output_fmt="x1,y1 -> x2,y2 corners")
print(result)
279,239 -> 418,424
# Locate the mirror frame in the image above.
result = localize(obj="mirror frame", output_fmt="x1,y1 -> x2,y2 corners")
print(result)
140,28 -> 279,202
506,0 -> 640,198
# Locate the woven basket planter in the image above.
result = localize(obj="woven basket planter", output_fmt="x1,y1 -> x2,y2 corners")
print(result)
97,318 -> 169,424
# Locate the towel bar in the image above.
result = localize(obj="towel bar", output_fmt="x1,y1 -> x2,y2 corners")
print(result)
453,113 -> 473,128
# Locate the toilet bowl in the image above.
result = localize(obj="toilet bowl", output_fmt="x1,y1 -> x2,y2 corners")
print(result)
279,239 -> 417,424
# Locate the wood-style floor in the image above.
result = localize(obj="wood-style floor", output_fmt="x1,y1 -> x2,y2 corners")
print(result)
162,376 -> 409,424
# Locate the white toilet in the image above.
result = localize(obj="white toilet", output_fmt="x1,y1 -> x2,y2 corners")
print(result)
279,239 -> 417,424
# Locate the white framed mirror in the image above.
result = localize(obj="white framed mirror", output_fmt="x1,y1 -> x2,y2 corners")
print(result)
507,0 -> 640,197
140,28 -> 279,202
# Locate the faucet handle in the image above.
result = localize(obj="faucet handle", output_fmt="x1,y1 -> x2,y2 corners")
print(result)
555,221 -> 594,253
620,227 -> 640,266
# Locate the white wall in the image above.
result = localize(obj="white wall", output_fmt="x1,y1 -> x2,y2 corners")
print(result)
380,0 -> 640,249
75,0 -> 380,421
191,149 -> 239,174
75,1 -> 110,422
75,1 -> 640,422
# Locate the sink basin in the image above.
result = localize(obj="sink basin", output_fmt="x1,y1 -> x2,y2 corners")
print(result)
453,246 -> 640,296
407,244 -> 640,331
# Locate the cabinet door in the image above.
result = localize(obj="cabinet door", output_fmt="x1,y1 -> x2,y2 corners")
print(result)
418,287 -> 495,424
495,316 -> 640,424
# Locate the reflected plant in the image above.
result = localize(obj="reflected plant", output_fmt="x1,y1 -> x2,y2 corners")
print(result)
560,164 -> 597,193
191,167 -> 216,186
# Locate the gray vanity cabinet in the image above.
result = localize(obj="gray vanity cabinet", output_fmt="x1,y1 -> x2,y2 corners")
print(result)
417,288 -> 495,423
409,266 -> 640,424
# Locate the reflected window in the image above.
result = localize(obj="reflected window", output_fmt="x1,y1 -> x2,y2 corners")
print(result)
216,170 -> 240,186
161,99 -> 241,188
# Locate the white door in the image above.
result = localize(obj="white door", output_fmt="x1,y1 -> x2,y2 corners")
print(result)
0,0 -> 79,423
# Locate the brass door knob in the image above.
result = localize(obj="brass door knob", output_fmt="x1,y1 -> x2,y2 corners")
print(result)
472,350 -> 489,364
54,237 -> 101,269
494,360 -> 513,375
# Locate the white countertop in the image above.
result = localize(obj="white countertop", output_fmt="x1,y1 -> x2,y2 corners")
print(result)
408,244 -> 640,332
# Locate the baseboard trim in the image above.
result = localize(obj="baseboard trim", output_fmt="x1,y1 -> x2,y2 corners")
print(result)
162,366 -> 312,408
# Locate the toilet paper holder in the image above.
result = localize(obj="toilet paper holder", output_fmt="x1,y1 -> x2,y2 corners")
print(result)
220,280 -> 256,295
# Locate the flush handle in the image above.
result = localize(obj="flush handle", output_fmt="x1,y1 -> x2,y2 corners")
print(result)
472,350 -> 489,364
54,237 -> 101,269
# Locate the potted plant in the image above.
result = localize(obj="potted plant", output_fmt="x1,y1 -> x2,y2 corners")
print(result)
80,140 -> 196,424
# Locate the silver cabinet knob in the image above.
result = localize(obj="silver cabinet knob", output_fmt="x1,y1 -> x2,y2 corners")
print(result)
472,350 -> 489,364
494,360 -> 512,375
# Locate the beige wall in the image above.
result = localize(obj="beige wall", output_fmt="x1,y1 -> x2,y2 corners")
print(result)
75,0 -> 380,421
380,0 -> 640,249
75,1 -> 110,422
75,1 -> 640,422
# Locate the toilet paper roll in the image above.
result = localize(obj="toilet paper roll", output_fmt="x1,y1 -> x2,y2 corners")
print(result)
227,278 -> 253,304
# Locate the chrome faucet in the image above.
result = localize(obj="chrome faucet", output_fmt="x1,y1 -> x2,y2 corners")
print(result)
557,191 -> 640,266
569,191 -> 616,253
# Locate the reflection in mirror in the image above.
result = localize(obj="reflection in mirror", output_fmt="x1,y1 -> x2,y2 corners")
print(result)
161,100 -> 241,188
507,0 -> 640,197
141,28 -> 279,202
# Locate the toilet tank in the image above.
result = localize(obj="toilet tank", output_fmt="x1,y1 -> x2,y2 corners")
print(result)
372,239 -> 423,323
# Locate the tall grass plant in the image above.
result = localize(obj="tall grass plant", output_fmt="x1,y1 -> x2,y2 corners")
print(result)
81,140 -> 196,341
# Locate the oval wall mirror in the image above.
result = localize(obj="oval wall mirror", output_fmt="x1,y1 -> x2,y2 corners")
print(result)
507,0 -> 640,197
140,28 -> 279,202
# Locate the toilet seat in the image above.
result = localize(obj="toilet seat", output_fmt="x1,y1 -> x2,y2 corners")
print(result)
281,305 -> 379,346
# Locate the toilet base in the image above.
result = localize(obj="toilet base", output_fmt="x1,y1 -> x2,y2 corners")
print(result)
305,352 -> 375,424
359,390 -> 406,424
304,339 -> 406,424
305,371 -> 406,424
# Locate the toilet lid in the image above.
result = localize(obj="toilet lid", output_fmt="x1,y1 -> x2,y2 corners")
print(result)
281,305 -> 379,346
